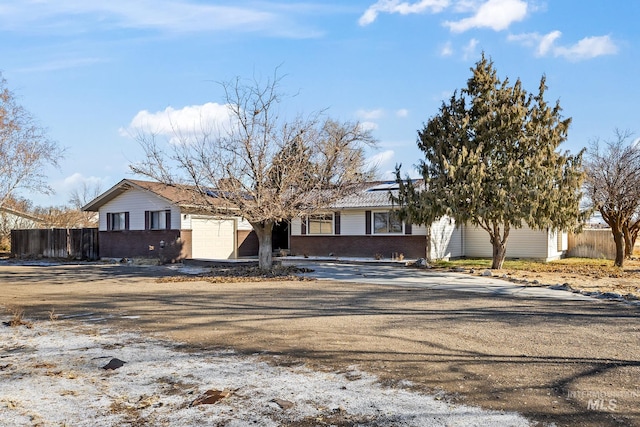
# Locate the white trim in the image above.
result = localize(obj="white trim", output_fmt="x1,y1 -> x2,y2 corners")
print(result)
371,210 -> 403,235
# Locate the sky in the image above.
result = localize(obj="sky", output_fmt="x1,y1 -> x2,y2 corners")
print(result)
1,0 -> 637,207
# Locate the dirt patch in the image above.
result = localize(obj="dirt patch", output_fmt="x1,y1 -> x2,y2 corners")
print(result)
1,262 -> 639,426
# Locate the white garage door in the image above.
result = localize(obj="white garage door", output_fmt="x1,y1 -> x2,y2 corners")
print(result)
191,217 -> 236,259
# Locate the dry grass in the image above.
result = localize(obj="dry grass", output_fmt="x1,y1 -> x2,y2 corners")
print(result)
433,257 -> 640,299
3,306 -> 33,328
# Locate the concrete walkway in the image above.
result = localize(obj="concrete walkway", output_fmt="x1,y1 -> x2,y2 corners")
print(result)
283,260 -> 596,301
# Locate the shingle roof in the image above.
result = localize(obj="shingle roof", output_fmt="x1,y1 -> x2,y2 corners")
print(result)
83,179 -> 415,213
331,181 -> 400,209
82,179 -> 232,212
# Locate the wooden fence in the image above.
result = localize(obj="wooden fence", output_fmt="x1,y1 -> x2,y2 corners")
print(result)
567,229 -> 616,259
10,228 -> 99,260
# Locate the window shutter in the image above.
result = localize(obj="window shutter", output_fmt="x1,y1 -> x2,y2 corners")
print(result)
144,211 -> 150,230
124,212 -> 130,230
165,210 -> 171,230
405,222 -> 412,235
334,212 -> 341,235
301,217 -> 307,235
107,213 -> 112,231
365,211 -> 371,235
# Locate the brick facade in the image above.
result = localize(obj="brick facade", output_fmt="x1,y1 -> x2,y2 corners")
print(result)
290,235 -> 428,259
237,230 -> 259,257
99,230 -> 191,263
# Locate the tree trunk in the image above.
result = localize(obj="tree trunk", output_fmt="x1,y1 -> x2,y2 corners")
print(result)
491,239 -> 507,269
252,220 -> 274,270
425,225 -> 432,262
612,223 -> 625,267
488,222 -> 509,270
623,222 -> 634,259
626,221 -> 640,259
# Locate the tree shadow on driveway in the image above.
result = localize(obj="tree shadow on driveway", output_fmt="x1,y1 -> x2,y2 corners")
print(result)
1,263 -> 639,427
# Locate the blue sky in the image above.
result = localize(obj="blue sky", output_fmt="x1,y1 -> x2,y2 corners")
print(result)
1,0 -> 637,206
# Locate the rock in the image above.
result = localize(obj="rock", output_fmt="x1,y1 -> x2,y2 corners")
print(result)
191,389 -> 233,406
453,267 -> 466,273
271,399 -> 294,410
102,358 -> 126,370
414,258 -> 429,268
481,269 -> 493,277
531,280 -> 540,285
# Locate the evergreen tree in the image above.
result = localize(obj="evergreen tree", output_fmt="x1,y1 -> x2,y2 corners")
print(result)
395,54 -> 585,269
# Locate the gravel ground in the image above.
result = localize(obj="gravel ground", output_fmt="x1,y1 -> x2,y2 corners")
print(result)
1,261 -> 639,426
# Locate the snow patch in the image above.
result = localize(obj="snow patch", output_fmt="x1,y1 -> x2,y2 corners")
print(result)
0,320 -> 533,426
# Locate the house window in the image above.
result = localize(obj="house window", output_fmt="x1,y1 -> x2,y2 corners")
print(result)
307,214 -> 333,235
108,212 -> 128,231
146,210 -> 171,230
150,211 -> 166,230
373,211 -> 402,234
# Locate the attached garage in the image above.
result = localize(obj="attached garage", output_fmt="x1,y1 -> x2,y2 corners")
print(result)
190,217 -> 236,259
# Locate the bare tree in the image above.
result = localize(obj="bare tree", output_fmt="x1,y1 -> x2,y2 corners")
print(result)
131,72 -> 377,269
68,181 -> 102,227
584,129 -> 640,266
0,72 -> 64,208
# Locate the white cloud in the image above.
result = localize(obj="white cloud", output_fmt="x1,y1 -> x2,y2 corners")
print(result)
440,41 -> 454,56
44,173 -> 110,206
536,30 -> 562,56
444,0 -> 527,32
356,108 -> 386,120
365,149 -> 396,174
509,31 -> 619,61
0,0 -> 323,38
360,121 -> 380,132
554,35 -> 619,61
359,0 -> 450,26
462,38 -> 480,59
62,173 -> 104,188
396,108 -> 410,118
121,103 -> 233,144
16,57 -> 109,73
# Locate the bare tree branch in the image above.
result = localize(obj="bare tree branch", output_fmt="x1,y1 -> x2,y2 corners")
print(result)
0,72 -> 64,208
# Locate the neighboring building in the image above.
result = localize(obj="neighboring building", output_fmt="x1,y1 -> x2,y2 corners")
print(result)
0,206 -> 45,251
83,179 -> 267,262
290,181 -> 568,261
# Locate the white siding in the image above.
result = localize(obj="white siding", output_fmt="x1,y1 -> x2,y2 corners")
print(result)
181,213 -> 192,230
430,217 -> 463,259
98,188 -> 180,231
191,217 -> 236,259
547,229 -> 568,260
463,226 -> 550,259
411,224 -> 428,236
